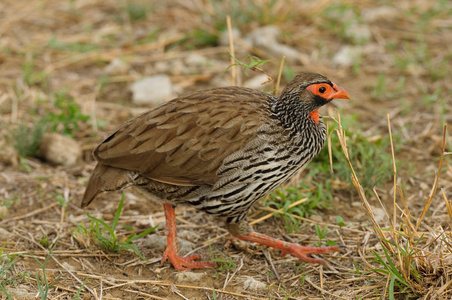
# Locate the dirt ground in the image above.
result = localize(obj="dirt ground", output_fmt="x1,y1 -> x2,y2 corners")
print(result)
1,0 -> 452,299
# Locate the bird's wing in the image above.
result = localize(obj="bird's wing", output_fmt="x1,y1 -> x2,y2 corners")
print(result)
94,87 -> 273,186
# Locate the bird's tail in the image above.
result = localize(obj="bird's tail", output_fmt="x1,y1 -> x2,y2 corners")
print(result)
81,164 -> 131,208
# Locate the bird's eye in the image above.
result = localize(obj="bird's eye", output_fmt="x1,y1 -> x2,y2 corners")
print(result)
319,86 -> 326,93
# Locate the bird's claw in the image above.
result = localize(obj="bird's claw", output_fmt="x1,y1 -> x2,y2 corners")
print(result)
162,248 -> 216,271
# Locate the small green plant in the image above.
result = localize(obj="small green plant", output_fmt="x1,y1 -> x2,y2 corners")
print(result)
13,119 -> 47,157
124,1 -> 149,22
264,185 -> 331,233
72,278 -> 88,300
370,242 -> 420,299
47,37 -> 98,52
184,29 -> 218,49
0,243 -> 25,299
55,193 -> 70,208
210,246 -> 237,278
321,3 -> 368,44
32,242 -> 62,300
315,224 -> 327,240
46,90 -> 89,137
371,73 -> 387,99
83,193 -> 157,259
0,197 -> 18,209
38,234 -> 50,249
336,216 -> 346,228
21,55 -> 49,86
226,53 -> 271,76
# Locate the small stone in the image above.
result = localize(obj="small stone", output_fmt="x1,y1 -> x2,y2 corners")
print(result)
104,58 -> 130,75
62,261 -> 76,271
243,276 -> 266,291
362,6 -> 398,23
177,230 -> 200,242
185,53 -> 208,67
143,234 -> 195,254
37,133 -> 82,166
0,145 -> 18,166
130,75 -> 174,105
243,74 -> 272,90
219,27 -> 241,46
168,60 -> 186,76
244,26 -> 302,63
175,271 -> 206,283
345,23 -> 371,44
0,227 -> 11,239
8,285 -> 34,300
310,214 -> 323,222
371,206 -> 386,224
332,46 -> 363,68
0,206 -> 8,218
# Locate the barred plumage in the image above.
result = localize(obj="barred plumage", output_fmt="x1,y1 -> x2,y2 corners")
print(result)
82,72 -> 350,270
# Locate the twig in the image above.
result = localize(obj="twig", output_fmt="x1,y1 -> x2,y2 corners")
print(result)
226,15 -> 236,86
275,56 -> 285,95
17,230 -> 97,299
416,124 -> 448,230
0,202 -> 59,224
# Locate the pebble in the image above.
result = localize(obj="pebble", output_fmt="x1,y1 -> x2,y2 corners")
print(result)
130,75 -> 174,105
37,133 -> 81,166
143,234 -> 195,254
243,276 -> 267,291
0,227 -> 11,239
175,271 -> 206,283
345,23 -> 371,44
104,58 -> 130,75
244,26 -> 302,63
219,27 -> 241,46
8,285 -> 34,300
185,53 -> 208,67
332,46 -> 363,68
362,6 -> 398,23
243,74 -> 273,90
371,206 -> 387,224
0,145 -> 18,166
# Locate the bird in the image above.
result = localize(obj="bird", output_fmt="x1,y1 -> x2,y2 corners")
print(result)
81,72 -> 350,271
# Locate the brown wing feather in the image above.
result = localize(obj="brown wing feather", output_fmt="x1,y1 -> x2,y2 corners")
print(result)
94,87 -> 272,186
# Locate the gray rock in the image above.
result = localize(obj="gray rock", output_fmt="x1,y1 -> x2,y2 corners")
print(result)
345,23 -> 371,44
185,53 -> 208,67
243,276 -> 267,291
0,145 -> 18,166
175,271 -> 206,283
8,285 -> 34,300
143,234 -> 195,255
333,46 -> 363,68
244,26 -> 303,63
37,133 -> 81,166
362,6 -> 398,23
243,74 -> 272,90
130,75 -> 174,105
219,27 -> 241,46
104,58 -> 130,75
0,227 -> 11,239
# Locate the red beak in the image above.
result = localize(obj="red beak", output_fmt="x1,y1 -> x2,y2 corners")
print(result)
330,83 -> 351,101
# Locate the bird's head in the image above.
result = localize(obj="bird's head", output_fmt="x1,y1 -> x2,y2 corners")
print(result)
277,73 -> 351,125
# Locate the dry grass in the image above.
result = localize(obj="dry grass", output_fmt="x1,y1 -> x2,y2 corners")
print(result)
1,0 -> 452,299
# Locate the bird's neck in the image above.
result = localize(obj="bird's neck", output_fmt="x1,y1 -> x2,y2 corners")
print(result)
271,97 -> 323,134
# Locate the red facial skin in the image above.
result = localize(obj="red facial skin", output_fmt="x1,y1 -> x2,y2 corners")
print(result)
305,82 -> 351,124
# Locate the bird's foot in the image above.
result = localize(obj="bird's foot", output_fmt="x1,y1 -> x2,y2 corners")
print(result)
279,243 -> 341,266
162,247 -> 216,271
232,232 -> 341,266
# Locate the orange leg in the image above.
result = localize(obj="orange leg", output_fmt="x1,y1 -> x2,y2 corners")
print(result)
232,232 -> 340,266
162,203 -> 216,271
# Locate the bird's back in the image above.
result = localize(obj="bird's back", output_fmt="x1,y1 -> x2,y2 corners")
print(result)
82,86 -> 277,208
